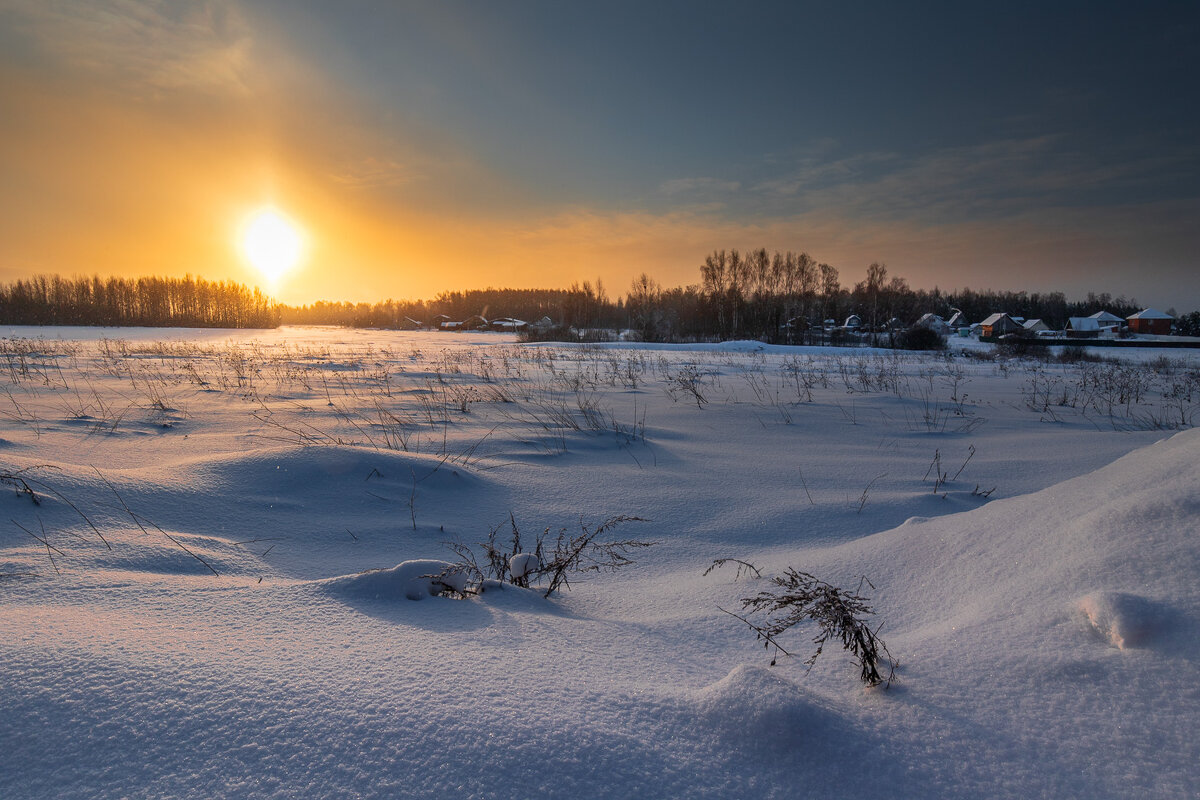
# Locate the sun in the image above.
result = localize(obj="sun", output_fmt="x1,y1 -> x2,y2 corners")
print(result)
240,207 -> 305,282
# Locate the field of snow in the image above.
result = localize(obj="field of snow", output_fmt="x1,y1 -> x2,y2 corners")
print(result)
1,326 -> 1197,799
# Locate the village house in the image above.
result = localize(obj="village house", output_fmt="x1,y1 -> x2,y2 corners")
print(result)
914,313 -> 952,334
489,317 -> 528,332
1088,310 -> 1124,332
1022,318 -> 1051,334
1066,317 -> 1101,337
979,312 -> 1022,338
1126,309 -> 1174,336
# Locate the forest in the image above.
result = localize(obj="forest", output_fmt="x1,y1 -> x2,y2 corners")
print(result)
0,274 -> 280,328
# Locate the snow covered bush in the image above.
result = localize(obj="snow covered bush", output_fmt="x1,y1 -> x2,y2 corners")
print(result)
707,560 -> 895,687
443,513 -> 652,597
508,552 -> 541,583
331,560 -> 471,601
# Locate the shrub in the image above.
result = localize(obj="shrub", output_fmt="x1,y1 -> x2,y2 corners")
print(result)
444,513 -> 652,598
1055,345 -> 1113,364
707,560 -> 895,687
894,327 -> 946,351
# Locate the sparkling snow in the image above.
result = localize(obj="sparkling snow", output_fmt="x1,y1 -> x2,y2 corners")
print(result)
1,327 -> 1197,798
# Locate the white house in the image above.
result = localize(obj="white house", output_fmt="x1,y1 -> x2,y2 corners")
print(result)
1088,311 -> 1124,329
914,313 -> 951,334
1022,319 -> 1051,333
1066,317 -> 1101,337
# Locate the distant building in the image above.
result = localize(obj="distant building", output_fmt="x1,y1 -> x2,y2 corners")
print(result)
843,314 -> 863,329
1022,319 -> 1051,333
489,317 -> 528,332
979,313 -> 1022,338
1066,317 -> 1101,338
1088,311 -> 1124,330
914,313 -> 951,334
437,314 -> 488,331
946,310 -> 967,329
1127,309 -> 1174,336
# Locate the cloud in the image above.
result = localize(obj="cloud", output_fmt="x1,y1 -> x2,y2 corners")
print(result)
658,177 -> 742,196
745,135 -> 1196,226
2,0 -> 255,97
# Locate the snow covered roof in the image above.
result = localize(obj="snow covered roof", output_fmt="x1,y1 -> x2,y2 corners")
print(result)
490,318 -> 528,330
1128,308 -> 1174,320
1088,311 -> 1124,323
1067,317 -> 1100,331
980,313 -> 1011,326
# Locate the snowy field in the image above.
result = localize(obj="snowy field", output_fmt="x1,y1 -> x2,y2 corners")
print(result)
1,326 -> 1198,799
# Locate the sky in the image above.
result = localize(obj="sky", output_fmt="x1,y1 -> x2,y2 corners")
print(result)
1,0 -> 1197,309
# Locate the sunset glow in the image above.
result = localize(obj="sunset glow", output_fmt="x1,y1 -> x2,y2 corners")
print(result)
240,208 -> 304,283
0,3 -> 1196,308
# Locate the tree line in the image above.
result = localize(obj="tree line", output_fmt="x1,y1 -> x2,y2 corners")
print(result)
0,258 -> 1183,340
283,249 -> 1167,343
0,275 -> 281,328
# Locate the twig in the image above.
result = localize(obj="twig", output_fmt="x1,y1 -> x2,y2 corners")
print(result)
12,519 -> 63,575
857,473 -> 887,514
93,467 -> 219,576
952,444 -> 976,481
704,558 -> 763,580
797,468 -> 815,506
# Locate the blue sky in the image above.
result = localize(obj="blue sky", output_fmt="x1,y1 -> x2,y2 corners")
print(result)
1,0 -> 1197,307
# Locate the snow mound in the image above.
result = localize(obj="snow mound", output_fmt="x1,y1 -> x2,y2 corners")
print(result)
1076,591 -> 1159,649
322,559 -> 469,601
692,664 -> 830,740
815,428 -> 1200,648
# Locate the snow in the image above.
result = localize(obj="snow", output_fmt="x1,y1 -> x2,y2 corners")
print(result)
1,326 -> 1198,798
1129,308 -> 1174,320
509,552 -> 540,580
1077,591 -> 1161,650
325,559 -> 469,601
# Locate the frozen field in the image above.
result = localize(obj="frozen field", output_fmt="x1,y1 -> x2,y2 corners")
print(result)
1,326 -> 1197,798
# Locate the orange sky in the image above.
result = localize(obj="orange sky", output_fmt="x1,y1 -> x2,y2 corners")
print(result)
1,2 -> 1196,309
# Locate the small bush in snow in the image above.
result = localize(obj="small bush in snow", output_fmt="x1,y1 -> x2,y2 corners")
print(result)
665,364 -> 709,407
707,560 -> 895,688
894,327 -> 946,351
443,513 -> 652,597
